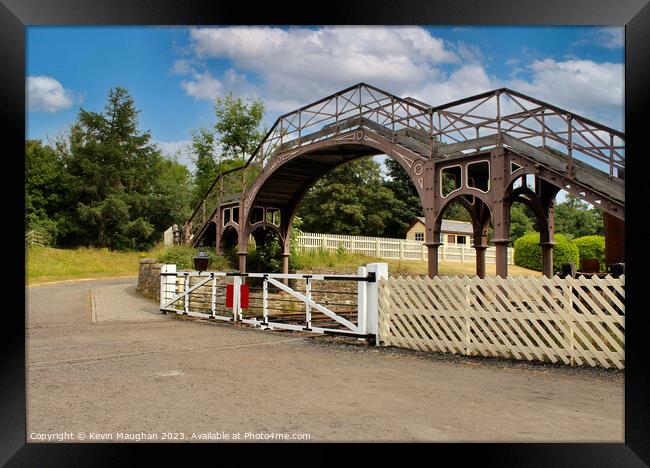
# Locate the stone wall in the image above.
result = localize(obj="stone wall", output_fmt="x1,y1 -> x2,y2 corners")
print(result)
136,258 -> 163,302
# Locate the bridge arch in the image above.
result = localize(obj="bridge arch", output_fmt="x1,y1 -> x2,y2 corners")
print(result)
432,193 -> 493,278
221,128 -> 430,272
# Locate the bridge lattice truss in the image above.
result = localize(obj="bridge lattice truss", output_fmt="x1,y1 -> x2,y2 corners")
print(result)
187,83 -> 625,246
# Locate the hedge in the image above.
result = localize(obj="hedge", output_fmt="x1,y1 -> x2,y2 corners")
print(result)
573,235 -> 606,272
513,232 -> 579,273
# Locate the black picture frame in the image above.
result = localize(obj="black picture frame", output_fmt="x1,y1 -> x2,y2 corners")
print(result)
3,0 -> 649,465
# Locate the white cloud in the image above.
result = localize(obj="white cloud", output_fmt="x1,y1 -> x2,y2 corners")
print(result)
595,27 -> 624,49
180,71 -> 224,101
27,76 -> 77,113
180,68 -> 255,102
507,59 -> 624,128
183,26 -> 458,109
170,59 -> 195,75
586,27 -> 624,50
411,64 -> 494,105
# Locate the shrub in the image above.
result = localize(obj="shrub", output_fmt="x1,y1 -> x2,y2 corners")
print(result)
155,245 -> 231,271
26,217 -> 58,247
573,235 -> 606,272
513,232 -> 579,273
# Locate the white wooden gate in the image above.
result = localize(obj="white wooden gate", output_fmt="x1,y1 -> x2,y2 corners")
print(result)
159,263 -> 388,342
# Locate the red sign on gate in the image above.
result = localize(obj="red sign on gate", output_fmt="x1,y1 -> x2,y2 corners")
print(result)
225,284 -> 234,308
225,283 -> 249,309
240,284 -> 249,309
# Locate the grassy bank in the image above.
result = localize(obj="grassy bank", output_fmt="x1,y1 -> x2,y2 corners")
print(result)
26,246 -> 145,284
26,244 -> 539,285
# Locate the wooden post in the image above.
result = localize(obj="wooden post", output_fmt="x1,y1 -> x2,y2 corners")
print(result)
493,240 -> 510,278
465,282 -> 472,356
281,253 -> 290,286
564,282 -> 575,366
399,240 -> 404,260
376,238 -> 381,258
541,242 -> 555,278
475,246 -> 487,278
426,242 -> 441,277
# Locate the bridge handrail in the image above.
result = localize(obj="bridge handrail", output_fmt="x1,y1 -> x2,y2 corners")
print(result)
186,83 -> 625,231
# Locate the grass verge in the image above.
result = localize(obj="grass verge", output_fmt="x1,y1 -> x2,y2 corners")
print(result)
26,246 -> 144,284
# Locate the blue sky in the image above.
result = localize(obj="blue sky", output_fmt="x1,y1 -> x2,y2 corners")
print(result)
27,25 -> 624,173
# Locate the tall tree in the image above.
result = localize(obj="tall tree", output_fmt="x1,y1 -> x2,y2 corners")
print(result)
190,94 -> 266,208
57,86 -> 182,250
298,158 -> 399,236
214,93 -> 265,161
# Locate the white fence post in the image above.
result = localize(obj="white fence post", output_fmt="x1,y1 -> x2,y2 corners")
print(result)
357,266 -> 367,335
305,278 -> 313,330
160,264 -> 176,310
365,262 -> 389,345
233,275 -> 242,321
210,273 -> 217,318
183,273 -> 190,314
262,276 -> 269,324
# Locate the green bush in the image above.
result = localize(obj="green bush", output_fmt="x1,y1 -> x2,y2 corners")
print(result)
26,217 -> 58,247
574,235 -> 606,272
513,232 -> 579,273
155,245 -> 231,271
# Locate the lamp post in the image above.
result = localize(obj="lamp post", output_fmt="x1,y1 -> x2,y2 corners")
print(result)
193,249 -> 210,272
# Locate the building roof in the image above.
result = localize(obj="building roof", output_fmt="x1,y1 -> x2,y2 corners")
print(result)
413,217 -> 474,234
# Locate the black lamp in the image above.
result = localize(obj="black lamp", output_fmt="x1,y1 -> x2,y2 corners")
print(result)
193,249 -> 210,272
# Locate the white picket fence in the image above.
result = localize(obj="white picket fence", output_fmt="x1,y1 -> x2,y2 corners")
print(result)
378,275 -> 625,369
296,232 -> 514,264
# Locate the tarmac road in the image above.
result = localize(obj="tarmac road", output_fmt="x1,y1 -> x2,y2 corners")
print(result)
25,277 -> 624,442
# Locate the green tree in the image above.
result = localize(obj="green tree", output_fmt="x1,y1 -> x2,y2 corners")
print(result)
25,140 -> 69,243
190,94 -> 265,208
214,93 -> 265,161
298,158 -> 399,236
554,195 -> 604,239
149,155 -> 194,230
509,202 -> 536,242
56,86 -> 185,250
382,158 -> 423,237
190,128 -> 219,205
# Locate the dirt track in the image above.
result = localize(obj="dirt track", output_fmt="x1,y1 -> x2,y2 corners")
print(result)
26,277 -> 623,442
